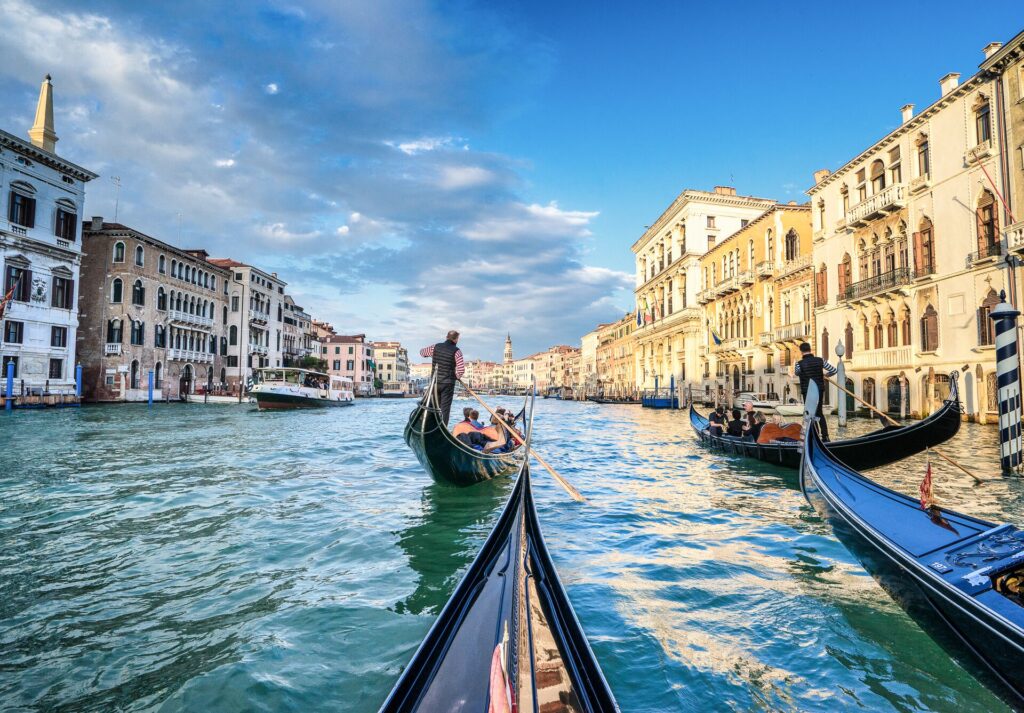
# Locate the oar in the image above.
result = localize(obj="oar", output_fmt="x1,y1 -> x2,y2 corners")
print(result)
825,376 -> 985,485
459,380 -> 585,502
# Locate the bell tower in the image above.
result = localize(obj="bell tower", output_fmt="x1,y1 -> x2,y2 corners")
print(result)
504,334 -> 513,364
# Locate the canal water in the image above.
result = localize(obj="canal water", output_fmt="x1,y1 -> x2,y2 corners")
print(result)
2,399 -> 1023,712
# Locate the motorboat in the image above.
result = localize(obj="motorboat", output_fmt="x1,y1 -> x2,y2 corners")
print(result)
250,368 -> 354,410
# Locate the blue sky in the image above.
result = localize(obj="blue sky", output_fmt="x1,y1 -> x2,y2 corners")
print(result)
1,0 -> 1021,360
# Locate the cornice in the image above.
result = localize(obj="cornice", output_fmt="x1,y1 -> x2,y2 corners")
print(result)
632,189 -> 776,252
808,72 -> 991,196
979,30 -> 1024,73
0,129 -> 98,181
85,226 -> 232,274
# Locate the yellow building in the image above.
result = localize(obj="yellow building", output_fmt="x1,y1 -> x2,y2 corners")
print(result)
697,203 -> 813,405
595,313 -> 636,398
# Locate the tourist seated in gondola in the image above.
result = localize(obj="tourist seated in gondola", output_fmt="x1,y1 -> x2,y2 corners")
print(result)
726,408 -> 746,437
452,408 -> 482,438
456,429 -> 495,450
470,409 -> 485,429
743,411 -> 766,441
707,406 -> 726,435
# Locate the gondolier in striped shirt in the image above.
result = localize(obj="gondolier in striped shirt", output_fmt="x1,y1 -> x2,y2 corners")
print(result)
795,341 -> 837,442
420,330 -> 465,425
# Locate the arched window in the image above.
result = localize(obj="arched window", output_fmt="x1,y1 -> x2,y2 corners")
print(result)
976,98 -> 992,145
886,312 -> 898,347
130,360 -> 140,390
784,229 -> 799,261
844,322 -> 854,358
901,310 -> 911,346
978,288 -> 1001,346
111,278 -> 123,303
209,335 -> 216,353
220,367 -> 226,386
106,319 -> 122,344
155,362 -> 163,389
873,316 -> 883,349
171,259 -> 177,277
914,218 -> 936,276
130,320 -> 144,346
977,190 -> 999,257
815,264 -> 828,306
223,305 -> 228,323
766,229 -> 774,262
211,276 -> 216,291
870,159 -> 885,193
921,304 -> 939,351
154,324 -> 165,348
862,318 -> 871,352
158,255 -> 166,274
838,253 -> 852,298
135,245 -> 144,266
229,325 -> 238,346
113,242 -> 125,263
175,292 -> 182,311
131,279 -> 145,306
220,337 -> 228,356
157,287 -> 167,311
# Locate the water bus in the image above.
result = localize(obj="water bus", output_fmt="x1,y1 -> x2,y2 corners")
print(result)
250,368 -> 354,411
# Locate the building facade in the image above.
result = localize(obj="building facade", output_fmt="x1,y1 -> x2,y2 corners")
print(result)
632,186 -> 777,391
78,221 -> 230,401
697,204 -> 812,404
282,295 -> 313,367
463,359 -> 500,389
372,340 -> 409,390
208,259 -> 287,388
325,333 -> 374,396
595,314 -> 636,397
810,50 -> 1008,419
1,75 -> 97,400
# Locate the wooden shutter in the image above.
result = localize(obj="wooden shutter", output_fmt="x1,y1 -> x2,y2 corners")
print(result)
20,270 -> 31,301
25,198 -> 35,228
976,207 -> 986,253
6,192 -> 15,222
65,279 -> 74,308
912,232 -> 923,273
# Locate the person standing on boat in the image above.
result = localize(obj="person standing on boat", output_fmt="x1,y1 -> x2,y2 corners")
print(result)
419,330 -> 465,425
794,341 -> 837,441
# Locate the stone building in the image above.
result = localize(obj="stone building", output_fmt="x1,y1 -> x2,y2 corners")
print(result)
324,333 -> 374,396
632,186 -> 776,391
462,359 -> 500,390
595,314 -> 636,397
282,295 -> 312,367
1,75 -> 97,400
698,204 -> 813,405
207,259 -> 287,388
372,340 -> 409,388
809,44 -> 1009,419
78,220 -> 230,401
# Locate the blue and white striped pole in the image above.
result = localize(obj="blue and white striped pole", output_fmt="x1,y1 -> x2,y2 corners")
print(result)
4,361 -> 12,411
990,292 -> 1023,471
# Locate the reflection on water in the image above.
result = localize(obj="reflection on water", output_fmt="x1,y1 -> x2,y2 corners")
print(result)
0,399 -> 1020,711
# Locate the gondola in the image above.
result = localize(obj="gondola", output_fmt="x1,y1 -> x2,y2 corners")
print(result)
689,372 -> 962,470
799,379 -> 1024,704
404,374 -> 528,486
381,435 -> 619,711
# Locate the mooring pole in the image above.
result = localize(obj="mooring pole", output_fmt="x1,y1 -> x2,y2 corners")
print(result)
670,373 -> 675,408
4,361 -> 12,411
148,369 -> 154,406
835,340 -> 847,427
991,291 -> 1024,471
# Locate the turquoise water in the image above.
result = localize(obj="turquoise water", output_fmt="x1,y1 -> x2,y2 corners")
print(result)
2,399 -> 1023,712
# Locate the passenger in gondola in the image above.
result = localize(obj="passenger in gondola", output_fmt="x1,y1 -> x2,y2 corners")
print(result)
726,408 -> 746,437
456,429 -> 495,451
470,409 -> 485,429
452,408 -> 481,438
707,405 -> 726,435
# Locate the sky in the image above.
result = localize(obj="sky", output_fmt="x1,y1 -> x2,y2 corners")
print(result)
0,0 -> 1021,361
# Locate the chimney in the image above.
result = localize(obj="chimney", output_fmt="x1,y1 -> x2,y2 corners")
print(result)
27,74 -> 59,153
813,168 -> 830,184
713,186 -> 736,196
940,72 -> 960,97
983,42 -> 1003,59
901,104 -> 914,123
90,216 -> 103,231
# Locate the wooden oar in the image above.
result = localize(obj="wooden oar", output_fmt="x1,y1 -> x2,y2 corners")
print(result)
460,381 -> 585,502
825,376 -> 985,485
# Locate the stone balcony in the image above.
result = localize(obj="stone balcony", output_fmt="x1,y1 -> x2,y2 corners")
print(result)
697,288 -> 715,305
714,276 -> 739,296
965,241 -> 1002,268
965,140 -> 994,166
755,261 -> 775,278
839,267 -> 913,303
249,309 -> 269,324
169,348 -> 214,363
738,270 -> 754,286
249,342 -> 269,355
169,309 -> 214,328
846,183 -> 906,227
813,228 -> 827,242
758,331 -> 772,346
104,343 -> 121,355
1008,220 -> 1024,254
776,254 -> 812,280
850,345 -> 913,371
713,337 -> 751,353
773,322 -> 811,343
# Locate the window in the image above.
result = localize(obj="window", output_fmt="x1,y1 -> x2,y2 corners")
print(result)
51,276 -> 74,309
154,324 -> 166,348
914,219 -> 936,276
917,140 -> 930,178
155,363 -> 163,389
333,359 -> 341,370
1,355 -> 18,377
815,265 -> 828,306
106,319 -> 123,344
4,266 -> 31,302
888,146 -> 901,185
844,322 -> 854,358
977,190 -> 999,254
44,357 -> 63,380
3,320 -> 24,343
346,360 -> 354,370
130,320 -> 145,346
113,242 -> 125,262
706,216 -> 716,229
157,287 -> 167,311
134,246 -> 144,266
220,337 -> 227,356
51,326 -> 67,347
158,255 -> 166,274
978,289 -> 1001,346
784,229 -> 799,261
55,207 -> 77,241
740,219 -> 748,228
921,304 -> 939,351
870,159 -> 885,193
901,311 -> 911,346
348,346 -> 354,354
277,304 -> 283,321
130,360 -> 140,390
707,235 -> 715,248
231,295 -> 239,311
976,101 -> 992,145
131,279 -> 145,306
229,325 -> 238,345
8,189 -> 36,227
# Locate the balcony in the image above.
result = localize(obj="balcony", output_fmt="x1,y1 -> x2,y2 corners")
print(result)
169,348 -> 214,363
839,267 -> 913,302
249,309 -> 269,324
755,261 -> 775,278
249,342 -> 269,355
965,140 -> 994,166
713,337 -> 751,353
776,254 -> 812,279
909,175 -> 931,194
1010,221 -> 1024,253
813,228 -> 827,242
715,276 -> 739,296
697,288 -> 715,304
773,322 -> 811,343
833,217 -> 848,232
966,242 -> 1002,268
850,345 -> 913,371
104,343 -> 122,355
169,309 -> 214,328
758,331 -> 772,346
846,182 -> 906,227
738,270 -> 754,286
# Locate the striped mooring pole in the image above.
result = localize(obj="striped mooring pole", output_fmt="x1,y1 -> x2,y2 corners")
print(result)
991,291 -> 1024,471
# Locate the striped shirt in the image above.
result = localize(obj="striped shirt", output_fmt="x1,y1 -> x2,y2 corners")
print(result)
419,344 -> 465,378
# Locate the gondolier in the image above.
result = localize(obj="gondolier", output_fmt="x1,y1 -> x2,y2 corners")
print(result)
794,341 -> 837,441
419,330 -> 465,425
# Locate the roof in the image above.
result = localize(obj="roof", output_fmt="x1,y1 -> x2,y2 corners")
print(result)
631,188 -> 776,252
0,128 -> 98,181
84,221 -> 232,270
326,334 -> 367,343
207,258 -> 246,268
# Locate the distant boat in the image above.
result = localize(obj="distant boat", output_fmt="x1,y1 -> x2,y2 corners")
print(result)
776,402 -> 831,417
250,368 -> 354,410
732,391 -> 780,411
379,380 -> 410,398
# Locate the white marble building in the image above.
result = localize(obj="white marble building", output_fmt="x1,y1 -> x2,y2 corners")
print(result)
1,76 -> 97,397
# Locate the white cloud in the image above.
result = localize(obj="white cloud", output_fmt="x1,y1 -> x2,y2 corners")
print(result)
257,222 -> 321,243
463,201 -> 599,242
214,158 -> 235,167
336,225 -> 350,235
264,82 -> 279,95
437,165 -> 496,190
385,136 -> 463,155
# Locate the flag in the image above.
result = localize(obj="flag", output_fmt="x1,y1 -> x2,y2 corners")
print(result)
919,455 -> 933,510
0,276 -> 19,322
710,328 -> 723,346
635,307 -> 642,327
